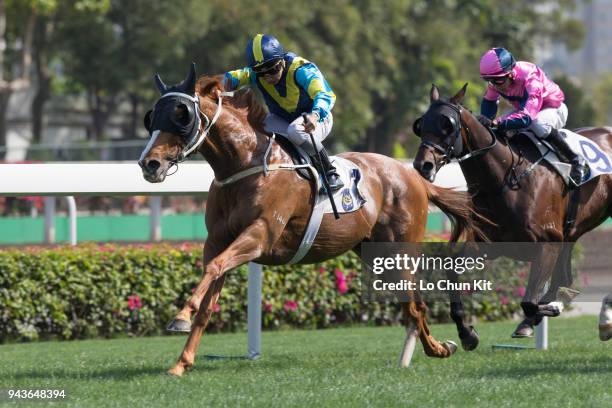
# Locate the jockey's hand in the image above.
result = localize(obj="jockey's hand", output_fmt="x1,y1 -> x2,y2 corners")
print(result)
303,112 -> 319,133
477,114 -> 493,128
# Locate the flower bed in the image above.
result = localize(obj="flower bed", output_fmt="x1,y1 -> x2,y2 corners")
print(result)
0,243 -> 528,341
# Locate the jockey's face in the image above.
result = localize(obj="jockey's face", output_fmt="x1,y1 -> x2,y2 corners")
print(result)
487,75 -> 511,93
259,59 -> 285,85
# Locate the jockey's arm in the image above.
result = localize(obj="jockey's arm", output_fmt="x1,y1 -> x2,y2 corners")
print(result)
495,79 -> 544,131
481,84 -> 500,120
223,68 -> 252,91
295,63 -> 336,122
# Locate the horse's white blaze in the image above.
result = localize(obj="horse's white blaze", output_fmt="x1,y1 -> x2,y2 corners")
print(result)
139,130 -> 161,162
399,321 -> 418,368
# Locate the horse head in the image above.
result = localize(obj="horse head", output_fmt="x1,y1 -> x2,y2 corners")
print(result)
412,84 -> 474,181
139,63 -> 267,183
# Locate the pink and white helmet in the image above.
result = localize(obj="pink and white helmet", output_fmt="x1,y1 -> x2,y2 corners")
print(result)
479,47 -> 516,78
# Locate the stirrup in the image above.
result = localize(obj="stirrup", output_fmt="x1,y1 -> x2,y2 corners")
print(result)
326,173 -> 344,190
569,157 -> 587,185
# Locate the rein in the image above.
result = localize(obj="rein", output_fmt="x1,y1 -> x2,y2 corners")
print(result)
213,134 -> 315,187
179,90 -> 234,162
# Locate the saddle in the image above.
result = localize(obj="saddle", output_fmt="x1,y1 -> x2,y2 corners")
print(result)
272,134 -> 366,210
515,129 -> 612,187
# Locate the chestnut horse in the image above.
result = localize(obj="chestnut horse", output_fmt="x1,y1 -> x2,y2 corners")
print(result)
413,84 -> 612,340
139,66 -> 485,376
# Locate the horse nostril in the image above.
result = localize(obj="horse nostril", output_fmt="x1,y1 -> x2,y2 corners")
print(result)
422,161 -> 434,172
146,160 -> 161,173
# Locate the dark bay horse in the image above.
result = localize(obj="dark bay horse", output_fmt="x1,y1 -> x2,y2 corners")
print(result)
413,84 -> 612,339
138,65 -> 487,376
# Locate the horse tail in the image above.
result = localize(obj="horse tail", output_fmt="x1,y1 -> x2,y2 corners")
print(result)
422,181 -> 491,242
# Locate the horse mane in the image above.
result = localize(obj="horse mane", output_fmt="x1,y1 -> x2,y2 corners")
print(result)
196,75 -> 267,133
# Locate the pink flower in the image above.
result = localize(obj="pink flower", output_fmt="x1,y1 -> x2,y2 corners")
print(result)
518,269 -> 528,279
513,286 -> 526,297
212,303 -> 221,313
283,300 -> 298,312
264,303 -> 273,313
128,295 -> 142,310
346,270 -> 357,283
335,268 -> 348,294
500,296 -> 509,305
319,267 -> 326,274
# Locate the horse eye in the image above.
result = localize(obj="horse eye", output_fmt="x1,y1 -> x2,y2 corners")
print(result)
412,117 -> 423,137
440,116 -> 455,134
143,110 -> 153,131
174,104 -> 190,125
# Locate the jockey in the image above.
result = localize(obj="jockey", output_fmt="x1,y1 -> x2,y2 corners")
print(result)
478,47 -> 587,184
223,33 -> 343,190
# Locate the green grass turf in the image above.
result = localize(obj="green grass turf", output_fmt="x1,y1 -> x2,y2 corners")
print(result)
0,316 -> 609,407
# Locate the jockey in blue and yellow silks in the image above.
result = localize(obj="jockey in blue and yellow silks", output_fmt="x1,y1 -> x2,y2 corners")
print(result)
223,33 -> 343,190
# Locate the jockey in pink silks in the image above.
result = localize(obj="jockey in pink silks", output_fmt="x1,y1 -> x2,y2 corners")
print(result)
478,47 -> 587,184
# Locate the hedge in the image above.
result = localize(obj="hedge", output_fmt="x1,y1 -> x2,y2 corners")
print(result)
0,242 -> 530,342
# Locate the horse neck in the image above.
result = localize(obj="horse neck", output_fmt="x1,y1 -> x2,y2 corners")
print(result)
197,99 -> 280,181
459,110 -> 514,191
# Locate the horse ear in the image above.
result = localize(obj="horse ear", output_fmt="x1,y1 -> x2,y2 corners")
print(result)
154,74 -> 168,95
143,109 -> 153,131
177,62 -> 197,95
450,83 -> 468,104
430,84 -> 440,102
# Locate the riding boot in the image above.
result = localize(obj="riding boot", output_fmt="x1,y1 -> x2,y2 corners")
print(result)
315,148 -> 344,191
546,128 -> 587,185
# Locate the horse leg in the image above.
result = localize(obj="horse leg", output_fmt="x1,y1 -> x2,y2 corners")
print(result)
446,270 -> 479,351
539,243 -> 576,304
168,275 -> 226,376
600,293 -> 612,341
513,245 -> 562,338
409,300 -> 457,359
168,220 -> 269,376
167,241 -> 222,332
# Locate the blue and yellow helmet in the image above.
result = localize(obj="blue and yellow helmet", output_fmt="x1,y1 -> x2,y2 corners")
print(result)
245,34 -> 285,69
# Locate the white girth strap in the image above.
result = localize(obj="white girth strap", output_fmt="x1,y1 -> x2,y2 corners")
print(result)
213,163 -> 313,187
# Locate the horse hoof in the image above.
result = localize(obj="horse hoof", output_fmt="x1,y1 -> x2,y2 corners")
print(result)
599,324 -> 612,341
166,318 -> 191,333
538,303 -> 561,317
460,326 -> 480,351
512,322 -> 534,338
167,365 -> 186,377
443,340 -> 458,356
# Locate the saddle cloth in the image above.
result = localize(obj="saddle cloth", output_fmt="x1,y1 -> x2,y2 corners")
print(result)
275,135 -> 367,214
522,129 -> 612,186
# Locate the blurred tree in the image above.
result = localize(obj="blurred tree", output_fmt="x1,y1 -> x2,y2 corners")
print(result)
4,0 -> 585,159
189,0 -> 584,157
0,0 -> 37,158
55,0 -> 208,140
554,75 -> 595,129
592,73 -> 612,126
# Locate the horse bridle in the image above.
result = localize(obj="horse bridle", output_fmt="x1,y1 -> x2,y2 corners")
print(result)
414,100 -> 497,164
139,90 -> 234,170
